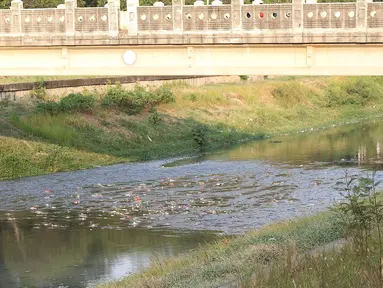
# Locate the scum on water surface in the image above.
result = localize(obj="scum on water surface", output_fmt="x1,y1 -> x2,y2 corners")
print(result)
1,118 -> 383,234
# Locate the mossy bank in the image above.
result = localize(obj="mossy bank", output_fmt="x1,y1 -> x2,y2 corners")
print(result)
2,76 -> 383,181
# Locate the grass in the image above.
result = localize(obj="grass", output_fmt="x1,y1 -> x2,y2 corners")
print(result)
2,76 -> 383,180
253,233 -> 383,288
97,211 -> 345,288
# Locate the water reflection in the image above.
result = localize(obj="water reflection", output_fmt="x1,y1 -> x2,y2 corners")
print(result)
184,119 -> 383,166
0,216 -> 216,288
2,119 -> 383,287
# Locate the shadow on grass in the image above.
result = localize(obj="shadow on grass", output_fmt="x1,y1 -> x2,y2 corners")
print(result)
0,102 -> 259,162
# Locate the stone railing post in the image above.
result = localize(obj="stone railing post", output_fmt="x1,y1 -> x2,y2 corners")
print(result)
10,0 -> 23,35
231,0 -> 243,31
108,0 -> 120,35
292,0 -> 303,31
126,0 -> 139,35
65,0 -> 77,35
357,0 -> 367,31
173,0 -> 184,33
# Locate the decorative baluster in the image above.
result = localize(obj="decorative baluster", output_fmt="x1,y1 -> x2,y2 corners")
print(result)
173,0 -> 184,32
65,0 -> 76,35
292,0 -> 303,31
108,0 -> 120,35
357,0 -> 367,31
126,0 -> 139,35
10,0 -> 23,35
232,0 -> 243,31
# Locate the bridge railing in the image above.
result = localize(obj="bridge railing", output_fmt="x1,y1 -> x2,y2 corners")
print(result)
1,0 -> 118,35
1,0 -> 383,37
124,0 -> 380,34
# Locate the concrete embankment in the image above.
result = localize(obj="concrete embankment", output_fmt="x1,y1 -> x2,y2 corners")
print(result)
0,75 -> 263,102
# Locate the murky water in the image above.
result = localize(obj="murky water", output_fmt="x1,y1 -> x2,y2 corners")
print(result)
1,118 -> 383,287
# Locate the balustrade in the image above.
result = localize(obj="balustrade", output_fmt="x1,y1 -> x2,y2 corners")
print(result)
0,0 -> 380,36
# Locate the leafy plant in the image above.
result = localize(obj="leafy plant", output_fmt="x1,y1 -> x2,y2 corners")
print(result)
59,93 -> 96,112
337,171 -> 383,283
29,80 -> 47,100
325,78 -> 378,107
192,124 -> 207,150
36,101 -> 61,115
148,110 -> 162,125
36,93 -> 96,114
102,85 -> 175,115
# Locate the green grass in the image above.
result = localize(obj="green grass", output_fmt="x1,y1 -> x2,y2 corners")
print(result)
250,232 -> 383,288
2,76 -> 383,180
97,211 -> 344,288
0,136 -> 120,180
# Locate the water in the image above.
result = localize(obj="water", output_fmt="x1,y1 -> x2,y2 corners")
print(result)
1,119 -> 383,287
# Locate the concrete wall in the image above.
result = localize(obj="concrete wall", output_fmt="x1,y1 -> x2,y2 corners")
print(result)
0,75 -> 263,102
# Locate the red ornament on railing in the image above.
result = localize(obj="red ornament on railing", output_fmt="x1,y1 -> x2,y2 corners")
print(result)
259,12 -> 265,19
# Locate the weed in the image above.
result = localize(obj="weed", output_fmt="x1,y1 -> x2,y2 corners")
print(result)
336,171 -> 383,284
102,85 -> 175,114
59,93 -> 96,112
326,77 -> 378,107
192,124 -> 207,149
29,83 -> 47,100
148,110 -> 162,125
36,93 -> 96,115
184,93 -> 198,102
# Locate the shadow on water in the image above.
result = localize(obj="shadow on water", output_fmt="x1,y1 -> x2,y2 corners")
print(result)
0,215 -> 218,288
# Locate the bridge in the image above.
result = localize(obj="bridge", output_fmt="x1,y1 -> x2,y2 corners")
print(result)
1,0 -> 383,76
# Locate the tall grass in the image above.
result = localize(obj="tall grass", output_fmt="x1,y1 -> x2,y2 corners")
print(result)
3,76 -> 383,180
98,212 -> 343,288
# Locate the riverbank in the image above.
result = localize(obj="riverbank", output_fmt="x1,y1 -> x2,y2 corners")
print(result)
1,76 -> 383,180
98,211 -> 345,288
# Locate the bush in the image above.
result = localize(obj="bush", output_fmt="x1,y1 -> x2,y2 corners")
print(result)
271,82 -> 306,107
154,86 -> 176,104
148,110 -> 162,125
36,93 -> 96,114
36,101 -> 61,115
192,124 -> 207,150
102,85 -> 175,115
325,78 -> 377,107
59,93 -> 96,112
102,85 -> 146,115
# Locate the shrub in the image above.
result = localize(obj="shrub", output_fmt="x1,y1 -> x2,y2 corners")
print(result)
102,85 -> 175,114
192,124 -> 207,150
154,86 -> 176,104
59,93 -> 96,112
271,82 -> 306,107
35,93 -> 96,114
148,110 -> 162,125
239,75 -> 249,81
325,78 -> 377,107
29,79 -> 47,100
36,101 -> 61,115
102,85 -> 146,114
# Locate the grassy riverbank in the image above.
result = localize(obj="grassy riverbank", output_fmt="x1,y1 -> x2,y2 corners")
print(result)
98,211 -> 345,288
99,212 -> 383,288
2,76 -> 383,180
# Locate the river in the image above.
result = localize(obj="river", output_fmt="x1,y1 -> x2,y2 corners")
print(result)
1,118 -> 383,287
